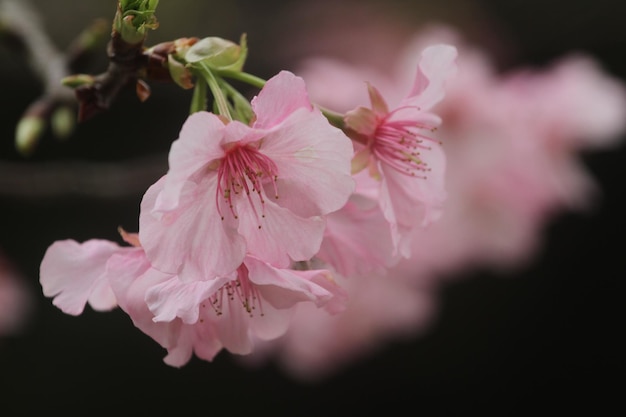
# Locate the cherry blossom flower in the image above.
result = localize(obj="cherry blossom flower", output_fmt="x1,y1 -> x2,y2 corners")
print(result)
39,226 -> 346,366
140,70 -> 355,280
0,250 -> 32,337
343,44 -> 457,254
299,24 -> 626,271
235,22 -> 626,380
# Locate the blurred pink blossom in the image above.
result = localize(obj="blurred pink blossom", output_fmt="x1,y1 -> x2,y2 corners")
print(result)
344,44 -> 457,256
0,250 -> 32,337
239,24 -> 626,379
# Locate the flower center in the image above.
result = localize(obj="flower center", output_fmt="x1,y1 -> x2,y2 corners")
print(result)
205,264 -> 264,318
216,143 -> 279,227
372,110 -> 438,178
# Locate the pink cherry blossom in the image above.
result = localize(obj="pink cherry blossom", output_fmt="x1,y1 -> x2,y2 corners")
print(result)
0,250 -> 32,337
142,254 -> 345,356
39,228 -> 347,366
299,24 -> 626,271
233,19 -> 626,380
40,237 -> 222,366
343,44 -> 457,253
140,70 -> 355,280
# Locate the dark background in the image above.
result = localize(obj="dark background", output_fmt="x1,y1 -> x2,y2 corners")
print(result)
0,0 -> 624,415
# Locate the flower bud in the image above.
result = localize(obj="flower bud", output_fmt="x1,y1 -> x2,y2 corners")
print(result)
15,116 -> 45,157
185,34 -> 248,72
114,0 -> 159,45
51,105 -> 76,141
61,74 -> 95,89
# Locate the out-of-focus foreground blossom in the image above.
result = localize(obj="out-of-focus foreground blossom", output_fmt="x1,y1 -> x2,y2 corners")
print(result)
239,24 -> 626,380
0,250 -> 32,338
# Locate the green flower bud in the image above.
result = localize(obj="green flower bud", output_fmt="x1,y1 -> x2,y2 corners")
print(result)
114,0 -> 159,44
61,74 -> 95,89
51,106 -> 76,141
185,34 -> 248,72
15,116 -> 46,157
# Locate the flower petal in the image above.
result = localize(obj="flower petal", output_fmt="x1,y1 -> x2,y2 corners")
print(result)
39,239 -> 122,315
140,176 -> 246,279
251,70 -> 313,129
260,108 -> 355,218
154,111 -> 226,212
407,44 -> 458,110
378,140 -> 447,229
213,301 -> 254,354
146,274 -> 234,324
245,256 -> 336,309
106,251 -> 195,367
238,199 -> 326,267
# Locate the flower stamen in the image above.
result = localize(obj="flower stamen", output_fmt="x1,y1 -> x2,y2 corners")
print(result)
371,107 -> 438,179
207,264 -> 264,318
216,143 -> 279,228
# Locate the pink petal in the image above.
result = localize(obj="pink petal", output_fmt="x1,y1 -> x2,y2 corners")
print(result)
248,301 -> 293,341
146,274 -> 234,324
378,141 -> 447,230
407,44 -> 458,110
213,301 -> 254,354
317,196 -> 398,277
251,70 -> 313,129
245,256 -> 335,308
154,111 -> 226,212
259,108 -> 355,218
106,251 -> 195,367
223,119 -> 266,146
185,322 -> 223,363
238,200 -> 326,267
140,176 -> 246,279
39,239 -> 123,315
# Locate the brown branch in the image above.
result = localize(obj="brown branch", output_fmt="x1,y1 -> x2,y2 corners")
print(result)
0,0 -> 108,155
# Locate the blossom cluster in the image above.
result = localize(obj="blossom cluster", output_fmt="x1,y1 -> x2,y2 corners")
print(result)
35,2 -> 626,380
238,25 -> 626,379
39,32 -> 459,367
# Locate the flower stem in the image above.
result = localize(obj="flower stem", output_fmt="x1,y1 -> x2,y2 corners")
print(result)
198,62 -> 232,120
189,76 -> 207,114
218,70 -> 266,89
219,79 -> 254,123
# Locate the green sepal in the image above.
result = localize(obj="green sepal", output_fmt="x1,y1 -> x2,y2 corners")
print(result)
185,33 -> 248,72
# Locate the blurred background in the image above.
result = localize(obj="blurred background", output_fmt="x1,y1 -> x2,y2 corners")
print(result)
0,0 -> 624,415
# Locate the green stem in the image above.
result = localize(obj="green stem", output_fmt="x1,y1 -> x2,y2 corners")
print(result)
217,70 -> 266,89
189,76 -> 207,114
219,79 -> 254,123
198,62 -> 232,120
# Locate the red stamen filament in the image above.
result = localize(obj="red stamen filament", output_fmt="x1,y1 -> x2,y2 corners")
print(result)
206,264 -> 265,318
372,109 -> 438,178
216,143 -> 279,228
